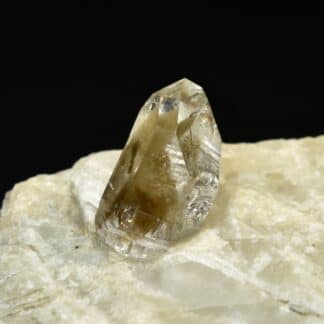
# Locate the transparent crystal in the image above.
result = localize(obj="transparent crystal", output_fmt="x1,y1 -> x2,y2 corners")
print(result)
95,79 -> 222,258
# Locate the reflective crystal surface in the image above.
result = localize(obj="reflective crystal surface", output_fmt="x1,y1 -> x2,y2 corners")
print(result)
95,79 -> 222,258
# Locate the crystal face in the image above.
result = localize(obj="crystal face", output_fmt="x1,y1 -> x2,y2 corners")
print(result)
95,79 -> 221,258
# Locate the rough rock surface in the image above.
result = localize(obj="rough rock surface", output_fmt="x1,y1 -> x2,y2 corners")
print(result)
1,136 -> 324,323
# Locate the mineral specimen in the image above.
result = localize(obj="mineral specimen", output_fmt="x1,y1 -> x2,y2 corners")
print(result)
95,79 -> 222,258
1,136 -> 324,323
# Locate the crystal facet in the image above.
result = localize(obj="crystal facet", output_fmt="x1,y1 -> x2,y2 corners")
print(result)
95,79 -> 222,258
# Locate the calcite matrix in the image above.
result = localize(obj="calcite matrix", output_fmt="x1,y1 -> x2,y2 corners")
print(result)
1,136 -> 324,323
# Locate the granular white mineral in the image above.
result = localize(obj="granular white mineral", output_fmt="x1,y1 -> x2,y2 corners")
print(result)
1,136 -> 324,323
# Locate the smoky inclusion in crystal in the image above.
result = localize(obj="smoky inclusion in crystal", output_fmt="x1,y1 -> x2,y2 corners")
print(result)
95,79 -> 221,258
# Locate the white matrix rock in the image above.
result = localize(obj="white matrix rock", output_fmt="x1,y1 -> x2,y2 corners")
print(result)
1,136 -> 324,323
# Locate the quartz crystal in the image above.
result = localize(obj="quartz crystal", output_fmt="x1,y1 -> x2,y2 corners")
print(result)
95,79 -> 221,258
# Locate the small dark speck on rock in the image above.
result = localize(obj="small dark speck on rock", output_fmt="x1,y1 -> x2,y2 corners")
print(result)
75,245 -> 79,249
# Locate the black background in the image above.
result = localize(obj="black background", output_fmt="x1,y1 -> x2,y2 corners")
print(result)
0,5 -> 321,201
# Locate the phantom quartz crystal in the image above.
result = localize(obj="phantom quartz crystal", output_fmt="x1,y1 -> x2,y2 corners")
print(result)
95,79 -> 222,258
